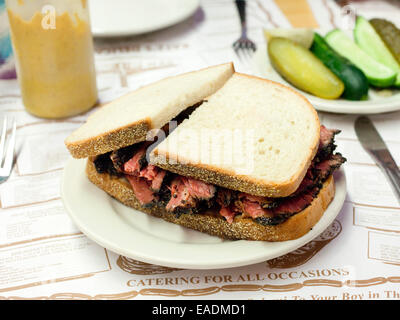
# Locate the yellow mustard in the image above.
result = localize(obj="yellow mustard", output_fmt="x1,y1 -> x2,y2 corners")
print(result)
7,7 -> 97,118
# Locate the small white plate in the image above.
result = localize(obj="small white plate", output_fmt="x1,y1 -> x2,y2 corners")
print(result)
88,0 -> 200,37
61,158 -> 347,270
252,43 -> 400,114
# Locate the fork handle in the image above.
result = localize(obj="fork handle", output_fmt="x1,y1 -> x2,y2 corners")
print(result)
235,0 -> 247,32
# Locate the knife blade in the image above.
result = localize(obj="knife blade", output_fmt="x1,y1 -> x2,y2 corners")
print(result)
355,116 -> 400,204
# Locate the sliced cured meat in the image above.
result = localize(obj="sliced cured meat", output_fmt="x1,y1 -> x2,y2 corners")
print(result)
319,126 -> 340,149
95,125 -> 346,227
289,169 -> 318,197
231,193 -> 276,219
165,177 -> 216,212
219,206 -> 236,224
94,152 -> 118,175
139,164 -> 158,180
273,186 -> 320,215
110,145 -> 136,173
165,177 -> 196,212
216,188 -> 235,207
123,147 -> 168,194
232,151 -> 346,222
271,153 -> 345,216
125,175 -> 156,206
123,147 -> 147,175
241,200 -> 273,219
242,200 -> 265,218
318,125 -> 340,158
150,169 -> 167,192
183,177 -> 216,200
139,164 -> 167,192
290,152 -> 346,197
314,153 -> 346,180
110,151 -> 122,172
238,193 -> 278,209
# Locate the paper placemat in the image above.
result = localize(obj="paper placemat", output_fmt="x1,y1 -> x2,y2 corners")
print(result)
1,0 -> 400,300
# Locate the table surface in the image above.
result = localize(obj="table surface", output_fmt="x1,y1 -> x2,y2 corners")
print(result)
1,0 -> 400,300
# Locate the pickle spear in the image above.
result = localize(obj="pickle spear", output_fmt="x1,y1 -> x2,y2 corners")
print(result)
370,19 -> 400,86
268,37 -> 344,99
370,18 -> 400,64
354,16 -> 400,87
325,29 -> 396,88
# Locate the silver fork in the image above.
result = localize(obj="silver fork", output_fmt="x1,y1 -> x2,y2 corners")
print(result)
232,0 -> 257,62
0,117 -> 16,184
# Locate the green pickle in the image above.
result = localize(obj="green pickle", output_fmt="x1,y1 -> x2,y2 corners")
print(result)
370,18 -> 400,64
268,37 -> 344,99
355,17 -> 400,87
325,29 -> 396,88
311,32 -> 369,100
370,18 -> 400,87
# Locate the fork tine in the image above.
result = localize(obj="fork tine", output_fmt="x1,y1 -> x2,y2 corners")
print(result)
249,41 -> 257,52
242,47 -> 253,62
3,120 -> 16,173
236,48 -> 246,62
244,47 -> 253,60
0,117 -> 7,165
233,42 -> 242,59
233,43 -> 241,54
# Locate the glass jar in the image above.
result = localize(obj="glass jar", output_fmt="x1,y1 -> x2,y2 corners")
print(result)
6,0 -> 98,118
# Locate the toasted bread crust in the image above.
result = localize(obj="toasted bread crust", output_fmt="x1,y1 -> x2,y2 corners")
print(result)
66,120 -> 150,159
151,149 -> 317,198
86,159 -> 335,241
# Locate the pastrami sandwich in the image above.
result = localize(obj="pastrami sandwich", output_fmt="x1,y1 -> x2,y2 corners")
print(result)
65,63 -> 346,241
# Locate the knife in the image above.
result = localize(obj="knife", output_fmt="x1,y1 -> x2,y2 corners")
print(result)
355,116 -> 400,204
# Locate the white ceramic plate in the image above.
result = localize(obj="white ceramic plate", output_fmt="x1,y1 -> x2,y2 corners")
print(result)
61,158 -> 347,269
88,0 -> 200,37
252,43 -> 400,114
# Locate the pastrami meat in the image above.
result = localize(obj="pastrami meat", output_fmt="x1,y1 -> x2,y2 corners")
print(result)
93,125 -> 346,226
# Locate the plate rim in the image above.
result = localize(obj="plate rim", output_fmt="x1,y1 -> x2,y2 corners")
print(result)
61,158 -> 347,269
89,0 -> 200,37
